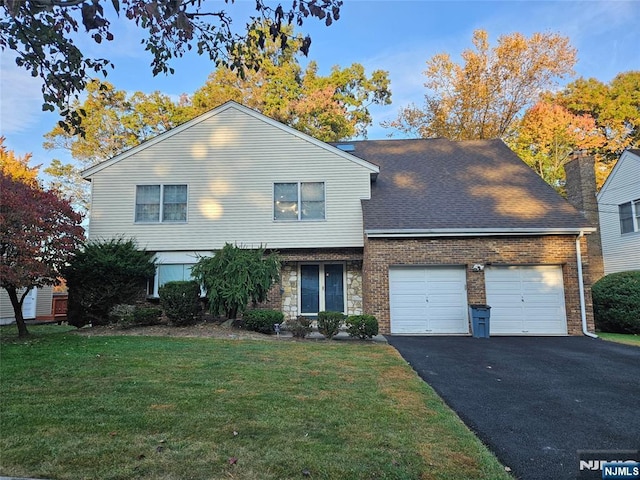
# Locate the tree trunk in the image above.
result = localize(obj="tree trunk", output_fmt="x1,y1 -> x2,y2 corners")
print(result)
5,286 -> 30,337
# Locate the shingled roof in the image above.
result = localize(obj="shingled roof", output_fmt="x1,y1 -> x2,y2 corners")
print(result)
342,138 -> 594,235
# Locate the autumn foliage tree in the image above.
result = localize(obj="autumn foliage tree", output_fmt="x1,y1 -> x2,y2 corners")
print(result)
552,71 -> 640,186
556,72 -> 640,157
508,101 -> 605,190
0,137 -> 40,187
385,29 -> 577,140
0,173 -> 84,337
188,25 -> 391,141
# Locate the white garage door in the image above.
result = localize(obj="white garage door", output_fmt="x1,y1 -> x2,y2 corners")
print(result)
485,266 -> 567,335
389,266 -> 468,334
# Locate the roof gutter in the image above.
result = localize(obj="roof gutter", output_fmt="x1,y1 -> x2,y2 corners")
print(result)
365,227 -> 597,238
576,231 -> 598,338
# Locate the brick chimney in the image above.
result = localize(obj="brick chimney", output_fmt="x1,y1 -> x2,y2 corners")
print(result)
564,151 -> 605,281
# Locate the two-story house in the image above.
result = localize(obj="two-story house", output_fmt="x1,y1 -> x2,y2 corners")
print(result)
597,149 -> 640,274
83,102 -> 597,336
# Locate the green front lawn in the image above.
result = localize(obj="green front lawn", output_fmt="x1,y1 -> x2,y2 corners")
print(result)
597,332 -> 640,346
0,325 -> 511,480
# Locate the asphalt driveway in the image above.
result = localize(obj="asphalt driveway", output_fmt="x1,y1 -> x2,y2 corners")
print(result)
386,336 -> 640,480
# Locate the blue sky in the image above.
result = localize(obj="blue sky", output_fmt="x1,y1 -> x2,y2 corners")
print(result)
1,0 -> 639,172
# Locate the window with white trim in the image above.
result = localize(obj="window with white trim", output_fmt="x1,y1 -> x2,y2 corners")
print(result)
619,199 -> 640,234
274,182 -> 325,221
135,184 -> 187,223
148,263 -> 195,296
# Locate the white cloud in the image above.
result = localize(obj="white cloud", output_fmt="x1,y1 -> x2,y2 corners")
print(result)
0,52 -> 45,135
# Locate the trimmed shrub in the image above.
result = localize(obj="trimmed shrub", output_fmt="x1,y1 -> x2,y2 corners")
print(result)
592,271 -> 640,334
109,304 -> 136,325
110,304 -> 162,329
64,238 -> 156,328
243,309 -> 284,334
286,316 -> 313,338
159,281 -> 201,326
346,314 -> 379,339
317,311 -> 345,339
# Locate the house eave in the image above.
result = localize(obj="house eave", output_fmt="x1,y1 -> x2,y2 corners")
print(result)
365,227 -> 597,238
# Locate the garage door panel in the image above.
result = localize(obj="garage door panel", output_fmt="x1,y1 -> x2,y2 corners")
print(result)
523,282 -> 563,294
390,283 -> 425,295
392,320 -> 426,334
390,267 -> 468,334
526,293 -> 563,303
393,306 -> 427,317
482,268 -> 515,281
429,292 -> 465,305
523,306 -> 564,318
485,266 -> 567,336
390,268 -> 425,280
488,293 -> 522,304
391,292 -> 426,303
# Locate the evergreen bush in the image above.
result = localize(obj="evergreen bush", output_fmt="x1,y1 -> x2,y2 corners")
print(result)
317,311 -> 345,339
191,243 -> 280,319
286,316 -> 313,338
243,309 -> 284,334
592,271 -> 640,334
159,280 -> 201,326
109,304 -> 162,329
64,238 -> 155,327
346,314 -> 379,339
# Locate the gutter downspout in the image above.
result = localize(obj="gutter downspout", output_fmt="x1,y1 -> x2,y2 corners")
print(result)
576,231 -> 598,338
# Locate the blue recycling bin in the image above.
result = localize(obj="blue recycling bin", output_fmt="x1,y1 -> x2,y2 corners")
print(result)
470,304 -> 491,338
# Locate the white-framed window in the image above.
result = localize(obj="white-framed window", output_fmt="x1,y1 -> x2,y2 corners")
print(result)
619,198 -> 640,234
135,184 -> 187,223
274,182 -> 325,221
148,263 -> 195,297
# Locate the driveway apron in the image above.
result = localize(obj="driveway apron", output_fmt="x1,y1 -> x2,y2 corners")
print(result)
386,336 -> 640,480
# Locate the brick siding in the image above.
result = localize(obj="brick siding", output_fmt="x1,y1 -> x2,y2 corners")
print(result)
363,235 -> 595,335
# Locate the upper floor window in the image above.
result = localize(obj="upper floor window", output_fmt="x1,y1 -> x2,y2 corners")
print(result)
136,184 -> 187,223
619,199 -> 640,234
274,182 -> 325,221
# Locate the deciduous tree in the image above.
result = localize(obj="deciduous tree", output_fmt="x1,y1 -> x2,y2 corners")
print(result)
553,71 -> 640,183
0,137 -> 40,187
384,29 -> 576,140
188,24 -> 391,141
0,173 -> 84,337
1,0 -> 342,133
508,101 -> 605,190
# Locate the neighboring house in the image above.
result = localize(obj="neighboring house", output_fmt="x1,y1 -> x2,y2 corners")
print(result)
0,286 -> 54,325
597,149 -> 640,274
82,101 -> 597,336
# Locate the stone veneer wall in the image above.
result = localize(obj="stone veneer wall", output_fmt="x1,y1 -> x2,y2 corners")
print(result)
363,235 -> 595,336
254,248 -> 364,320
278,260 -> 363,320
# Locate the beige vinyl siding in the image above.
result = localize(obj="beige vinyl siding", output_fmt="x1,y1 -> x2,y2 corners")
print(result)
0,285 -> 53,323
0,290 -> 15,322
598,151 -> 640,274
87,107 -> 372,250
35,285 -> 54,318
